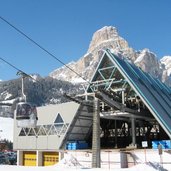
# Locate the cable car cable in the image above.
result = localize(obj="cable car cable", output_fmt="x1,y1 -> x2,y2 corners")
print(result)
0,56 -> 79,106
0,16 -> 90,84
0,56 -> 47,103
0,57 -> 40,83
0,57 -> 22,73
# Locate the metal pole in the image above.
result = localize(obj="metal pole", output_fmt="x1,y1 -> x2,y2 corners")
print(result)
144,148 -> 147,163
160,155 -> 163,167
92,98 -> 101,168
122,90 -> 125,105
17,71 -> 27,102
115,120 -> 117,148
21,77 -> 26,102
131,118 -> 136,146
107,150 -> 112,170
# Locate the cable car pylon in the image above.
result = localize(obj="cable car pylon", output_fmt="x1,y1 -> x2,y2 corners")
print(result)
16,71 -> 38,128
17,71 -> 27,102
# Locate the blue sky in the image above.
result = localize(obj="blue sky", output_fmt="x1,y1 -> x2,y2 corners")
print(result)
0,0 -> 171,81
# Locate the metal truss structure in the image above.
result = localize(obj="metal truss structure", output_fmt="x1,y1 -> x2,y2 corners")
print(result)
19,123 -> 69,137
82,50 -> 170,148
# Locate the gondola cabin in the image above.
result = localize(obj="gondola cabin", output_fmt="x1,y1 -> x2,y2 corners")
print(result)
16,102 -> 38,128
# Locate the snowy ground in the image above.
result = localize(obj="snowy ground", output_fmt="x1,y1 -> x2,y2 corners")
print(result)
0,151 -> 170,171
0,164 -> 158,171
0,117 -> 13,141
0,155 -> 157,171
62,149 -> 171,171
132,149 -> 171,171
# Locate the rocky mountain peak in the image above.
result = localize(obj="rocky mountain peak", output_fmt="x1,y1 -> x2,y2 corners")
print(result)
88,26 -> 119,52
87,26 -> 136,61
49,26 -> 138,82
49,26 -> 171,86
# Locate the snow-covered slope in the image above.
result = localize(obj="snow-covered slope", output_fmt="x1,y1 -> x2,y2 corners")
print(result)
0,117 -> 13,142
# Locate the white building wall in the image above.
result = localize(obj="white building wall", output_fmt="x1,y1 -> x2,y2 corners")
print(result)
13,102 -> 80,151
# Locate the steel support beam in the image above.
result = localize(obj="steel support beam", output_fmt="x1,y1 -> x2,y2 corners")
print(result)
92,98 -> 101,168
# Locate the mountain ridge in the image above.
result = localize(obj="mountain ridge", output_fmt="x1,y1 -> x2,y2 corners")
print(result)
49,26 -> 171,86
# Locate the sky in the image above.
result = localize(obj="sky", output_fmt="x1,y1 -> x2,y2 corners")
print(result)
0,0 -> 171,81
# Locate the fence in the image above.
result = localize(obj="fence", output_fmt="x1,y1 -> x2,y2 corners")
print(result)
62,149 -> 171,170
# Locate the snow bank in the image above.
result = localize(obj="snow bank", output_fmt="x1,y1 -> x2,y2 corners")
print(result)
133,150 -> 171,171
127,164 -> 157,171
52,153 -> 160,171
54,154 -> 86,169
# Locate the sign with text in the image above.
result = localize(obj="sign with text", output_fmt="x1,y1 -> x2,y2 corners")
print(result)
142,141 -> 148,148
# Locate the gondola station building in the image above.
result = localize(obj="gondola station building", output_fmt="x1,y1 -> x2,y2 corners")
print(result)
13,49 -> 171,167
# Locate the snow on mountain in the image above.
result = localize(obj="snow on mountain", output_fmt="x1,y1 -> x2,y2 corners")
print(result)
49,26 -> 171,86
160,56 -> 171,76
49,61 -> 77,82
49,26 -> 137,82
0,117 -> 13,142
87,26 -> 136,60
0,91 -> 13,101
29,74 -> 42,82
134,49 -> 162,79
1,99 -> 16,104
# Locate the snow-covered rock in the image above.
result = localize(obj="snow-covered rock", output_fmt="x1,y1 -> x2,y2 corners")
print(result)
134,49 -> 162,79
49,26 -> 171,86
49,26 -> 137,82
29,74 -> 42,82
160,56 -> 171,76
